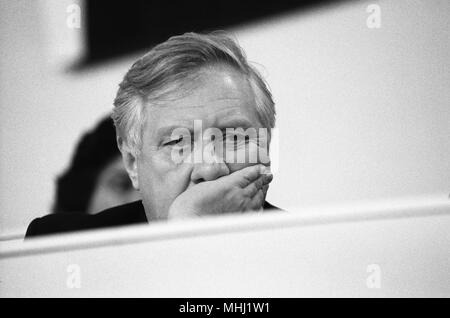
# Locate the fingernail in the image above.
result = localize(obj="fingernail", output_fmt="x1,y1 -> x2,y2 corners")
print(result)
264,173 -> 273,183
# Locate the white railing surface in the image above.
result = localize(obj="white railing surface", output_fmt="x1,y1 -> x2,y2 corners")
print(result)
1,196 -> 449,297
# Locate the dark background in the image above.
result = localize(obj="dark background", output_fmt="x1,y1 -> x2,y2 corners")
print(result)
84,0 -> 343,65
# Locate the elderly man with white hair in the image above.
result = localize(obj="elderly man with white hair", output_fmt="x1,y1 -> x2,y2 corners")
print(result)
26,31 -> 280,238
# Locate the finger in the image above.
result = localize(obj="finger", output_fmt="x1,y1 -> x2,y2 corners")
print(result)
248,189 -> 265,210
244,180 -> 260,197
231,164 -> 264,188
259,165 -> 272,175
252,173 -> 273,191
244,172 -> 273,197
261,184 -> 270,196
262,172 -> 273,185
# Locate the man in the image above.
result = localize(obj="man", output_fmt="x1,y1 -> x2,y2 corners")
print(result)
26,31 -> 279,238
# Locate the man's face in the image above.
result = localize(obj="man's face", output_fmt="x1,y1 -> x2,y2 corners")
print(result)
131,66 -> 270,220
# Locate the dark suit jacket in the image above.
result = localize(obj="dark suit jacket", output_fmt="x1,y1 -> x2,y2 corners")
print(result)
25,200 -> 281,238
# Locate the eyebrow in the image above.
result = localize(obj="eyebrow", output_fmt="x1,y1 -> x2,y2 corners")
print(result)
155,116 -> 256,140
156,124 -> 193,140
217,117 -> 254,129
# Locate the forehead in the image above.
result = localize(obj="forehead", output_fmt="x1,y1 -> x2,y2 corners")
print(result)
144,66 -> 262,138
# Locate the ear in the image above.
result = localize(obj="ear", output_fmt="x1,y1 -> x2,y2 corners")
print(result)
117,136 -> 139,190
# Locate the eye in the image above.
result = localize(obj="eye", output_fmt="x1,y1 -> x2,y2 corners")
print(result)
164,136 -> 184,146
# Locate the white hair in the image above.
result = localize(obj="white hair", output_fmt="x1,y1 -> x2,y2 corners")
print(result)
112,31 -> 276,155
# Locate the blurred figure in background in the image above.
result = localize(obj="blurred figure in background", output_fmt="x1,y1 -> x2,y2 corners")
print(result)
53,116 -> 140,214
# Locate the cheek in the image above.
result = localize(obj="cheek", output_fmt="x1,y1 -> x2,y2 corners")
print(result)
138,150 -> 193,195
138,151 -> 176,185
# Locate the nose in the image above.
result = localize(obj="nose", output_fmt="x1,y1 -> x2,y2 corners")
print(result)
191,162 -> 230,183
190,143 -> 230,183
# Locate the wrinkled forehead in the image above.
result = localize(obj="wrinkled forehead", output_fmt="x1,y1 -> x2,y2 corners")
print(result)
142,66 -> 263,139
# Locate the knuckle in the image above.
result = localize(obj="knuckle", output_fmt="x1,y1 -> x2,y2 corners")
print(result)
255,178 -> 263,189
248,184 -> 257,195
